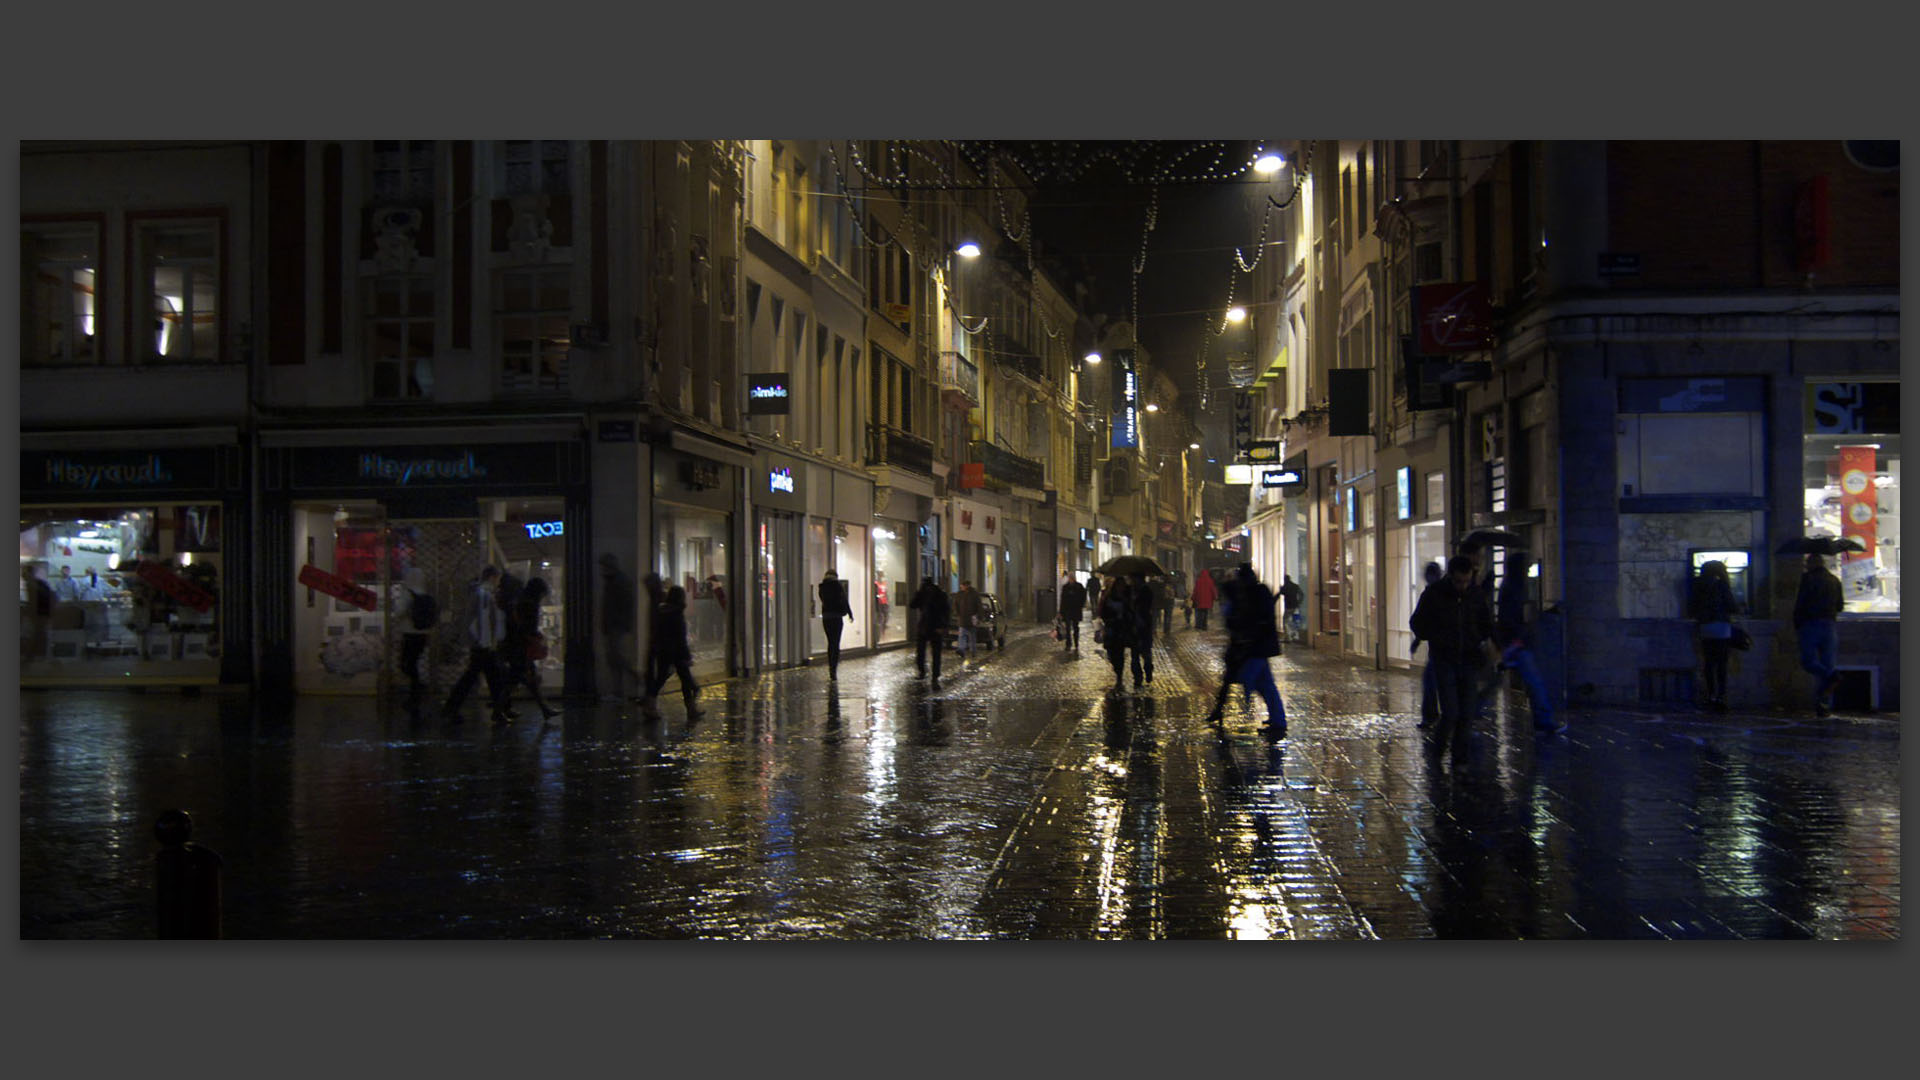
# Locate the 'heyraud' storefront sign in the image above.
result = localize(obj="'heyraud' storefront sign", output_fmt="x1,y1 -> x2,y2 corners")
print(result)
358,451 -> 490,486
44,454 -> 175,489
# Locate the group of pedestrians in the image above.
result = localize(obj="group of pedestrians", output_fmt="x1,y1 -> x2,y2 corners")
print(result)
1688,549 -> 1847,717
439,565 -> 562,724
1410,541 -> 1562,741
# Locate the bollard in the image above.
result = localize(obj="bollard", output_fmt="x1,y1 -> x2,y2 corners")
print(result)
155,809 -> 223,939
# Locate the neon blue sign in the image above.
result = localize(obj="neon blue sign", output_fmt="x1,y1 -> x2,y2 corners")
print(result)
524,521 -> 564,539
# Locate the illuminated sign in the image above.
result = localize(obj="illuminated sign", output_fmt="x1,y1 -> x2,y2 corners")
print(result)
769,467 -> 796,494
748,373 -> 792,415
523,521 -> 564,539
1260,468 -> 1302,488
1246,440 -> 1281,463
44,454 -> 174,489
359,451 -> 488,486
1397,466 -> 1412,520
1110,350 -> 1139,449
1224,464 -> 1254,485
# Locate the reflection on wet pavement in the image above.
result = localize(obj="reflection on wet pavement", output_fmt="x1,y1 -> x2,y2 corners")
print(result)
17,627 -> 1901,938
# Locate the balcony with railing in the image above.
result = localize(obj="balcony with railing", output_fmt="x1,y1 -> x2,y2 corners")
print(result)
939,351 -> 979,409
867,423 -> 936,476
970,439 -> 1045,492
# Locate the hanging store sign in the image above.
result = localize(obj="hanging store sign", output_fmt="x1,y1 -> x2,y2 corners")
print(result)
1246,440 -> 1281,463
748,373 -> 792,415
1260,468 -> 1303,488
768,467 -> 797,494
1232,390 -> 1255,459
297,564 -> 378,611
1414,282 -> 1494,353
1111,350 -> 1139,449
132,560 -> 216,613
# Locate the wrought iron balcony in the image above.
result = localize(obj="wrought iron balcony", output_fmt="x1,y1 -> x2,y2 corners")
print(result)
867,424 -> 935,476
939,351 -> 979,408
970,439 -> 1045,491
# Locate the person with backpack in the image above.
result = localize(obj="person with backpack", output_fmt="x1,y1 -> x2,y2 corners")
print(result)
1205,565 -> 1286,737
398,568 -> 437,713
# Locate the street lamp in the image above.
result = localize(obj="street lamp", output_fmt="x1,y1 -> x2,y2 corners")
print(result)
1226,306 -> 1247,323
1254,152 -> 1284,175
1144,402 -> 1160,413
1084,351 -> 1102,365
956,240 -> 982,259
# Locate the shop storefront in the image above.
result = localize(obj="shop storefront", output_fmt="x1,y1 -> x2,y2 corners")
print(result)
21,438 -> 250,686
752,450 -> 809,671
950,495 -> 1003,598
258,429 -> 591,698
653,443 -> 741,685
871,485 -> 930,649
800,463 -> 877,664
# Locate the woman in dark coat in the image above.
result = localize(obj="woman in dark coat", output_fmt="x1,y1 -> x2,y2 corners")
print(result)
644,584 -> 703,719
1126,573 -> 1157,688
499,576 -> 561,721
818,568 -> 853,680
1690,559 -> 1739,711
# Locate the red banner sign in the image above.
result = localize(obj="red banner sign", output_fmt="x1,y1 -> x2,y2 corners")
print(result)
132,561 -> 215,613
1837,445 -> 1877,560
298,564 -> 379,611
955,463 -> 985,490
1415,282 -> 1494,354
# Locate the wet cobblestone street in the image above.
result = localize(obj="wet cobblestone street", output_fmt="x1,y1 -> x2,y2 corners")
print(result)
18,625 -> 1901,939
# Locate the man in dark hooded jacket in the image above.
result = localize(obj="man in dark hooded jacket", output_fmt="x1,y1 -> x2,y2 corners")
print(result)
907,576 -> 951,686
1409,555 -> 1494,739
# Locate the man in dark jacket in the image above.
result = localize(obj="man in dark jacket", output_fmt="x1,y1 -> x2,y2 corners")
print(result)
908,576 -> 951,686
1205,565 -> 1286,735
1409,555 -> 1494,739
1793,553 -> 1845,715
1126,573 -> 1157,688
1058,574 -> 1087,652
1096,577 -> 1135,692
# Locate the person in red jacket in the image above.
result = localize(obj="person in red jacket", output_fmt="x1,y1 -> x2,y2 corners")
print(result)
1190,568 -> 1218,630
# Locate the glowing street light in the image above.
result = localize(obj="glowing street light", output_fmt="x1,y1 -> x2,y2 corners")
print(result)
1254,152 -> 1284,175
1084,351 -> 1102,365
956,241 -> 982,259
1144,403 -> 1160,413
1226,306 -> 1247,323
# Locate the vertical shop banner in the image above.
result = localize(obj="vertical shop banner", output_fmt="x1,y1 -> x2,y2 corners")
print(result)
1232,390 -> 1255,459
1836,445 -> 1877,558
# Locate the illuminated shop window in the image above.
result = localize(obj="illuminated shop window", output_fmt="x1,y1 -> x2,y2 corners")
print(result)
1804,382 -> 1899,614
22,223 -> 99,366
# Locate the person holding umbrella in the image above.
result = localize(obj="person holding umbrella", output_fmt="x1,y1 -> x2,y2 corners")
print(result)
1409,555 -> 1494,744
1127,572 -> 1157,687
1096,575 -> 1136,692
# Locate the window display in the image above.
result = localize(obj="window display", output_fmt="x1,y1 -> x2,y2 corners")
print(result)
20,505 -> 221,678
1804,382 -> 1899,615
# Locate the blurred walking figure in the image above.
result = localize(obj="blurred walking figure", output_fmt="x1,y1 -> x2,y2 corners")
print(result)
639,572 -> 668,710
1127,573 -> 1157,687
398,568 -> 436,713
1689,559 -> 1740,712
1096,576 -> 1135,692
599,554 -> 639,703
442,566 -> 506,722
1058,574 -> 1087,652
1495,552 -> 1561,733
818,568 -> 853,680
951,580 -> 982,665
1153,574 -> 1174,635
908,575 -> 951,686
643,584 -> 703,719
1204,565 -> 1286,737
1793,553 -> 1845,716
1409,555 -> 1494,743
1190,567 -> 1217,631
500,577 -> 561,722
1279,575 -> 1304,642
1410,562 -> 1445,725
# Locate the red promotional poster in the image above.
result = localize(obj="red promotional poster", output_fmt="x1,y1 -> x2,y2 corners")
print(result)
1836,445 -> 1877,560
131,561 -> 215,613
1415,282 -> 1494,354
297,564 -> 379,611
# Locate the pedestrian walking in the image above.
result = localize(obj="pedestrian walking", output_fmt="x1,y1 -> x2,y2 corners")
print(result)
1153,574 -> 1174,635
1096,576 -> 1135,692
1190,567 -> 1218,630
1411,561 -> 1444,725
397,567 -> 436,713
1058,574 -> 1087,652
643,584 -> 703,719
499,576 -> 561,722
907,575 -> 951,686
1495,552 -> 1562,733
1458,539 -> 1502,719
639,572 -> 669,711
442,566 -> 507,722
1127,573 -> 1157,688
818,568 -> 853,679
1279,575 -> 1304,642
951,580 -> 982,666
1204,564 -> 1286,736
1087,574 -> 1103,622
1793,553 -> 1845,715
599,554 -> 639,703
1174,571 -> 1192,627
1689,559 -> 1740,712
1409,555 -> 1494,741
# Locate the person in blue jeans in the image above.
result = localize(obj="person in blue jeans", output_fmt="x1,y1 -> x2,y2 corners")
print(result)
1793,553 -> 1845,715
1205,565 -> 1286,737
1495,551 -> 1562,733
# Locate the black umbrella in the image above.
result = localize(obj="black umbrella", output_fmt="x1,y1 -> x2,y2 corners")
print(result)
1775,535 -> 1867,556
1461,528 -> 1527,549
1095,554 -> 1166,578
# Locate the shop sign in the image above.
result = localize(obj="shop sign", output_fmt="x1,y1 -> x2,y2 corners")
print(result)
1232,390 -> 1254,458
133,560 -> 215,613
748,373 -> 792,415
297,564 -> 378,611
597,420 -> 636,442
1808,382 -> 1899,434
523,520 -> 564,539
769,467 -> 797,494
1261,468 -> 1303,488
359,450 -> 489,486
1415,282 -> 1494,353
1246,440 -> 1281,463
40,453 -> 175,490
